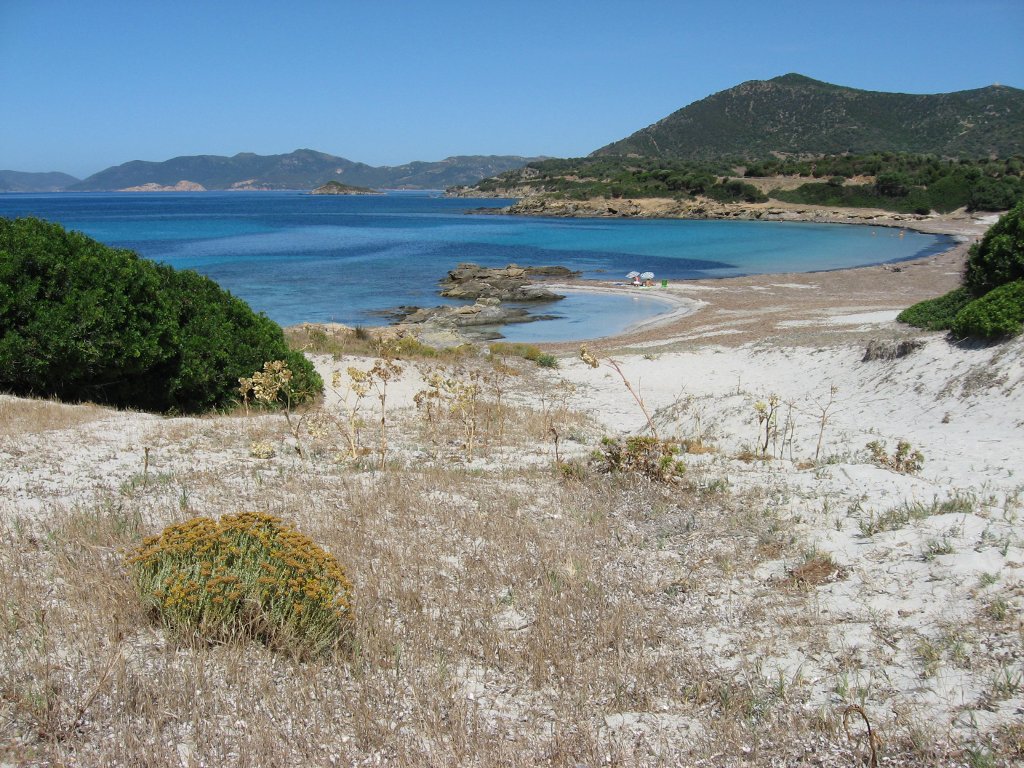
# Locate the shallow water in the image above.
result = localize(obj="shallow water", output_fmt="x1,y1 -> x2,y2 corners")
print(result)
0,191 -> 951,341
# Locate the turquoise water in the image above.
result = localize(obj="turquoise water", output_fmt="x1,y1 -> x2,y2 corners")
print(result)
0,191 -> 951,341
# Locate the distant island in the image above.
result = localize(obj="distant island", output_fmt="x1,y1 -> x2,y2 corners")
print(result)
311,181 -> 382,196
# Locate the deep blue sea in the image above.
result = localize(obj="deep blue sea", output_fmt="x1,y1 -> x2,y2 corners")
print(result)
0,191 -> 952,341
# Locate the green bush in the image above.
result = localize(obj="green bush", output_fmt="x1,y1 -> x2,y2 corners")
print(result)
127,512 -> 353,658
963,200 -> 1024,297
0,217 -> 322,412
592,435 -> 685,483
950,280 -> 1024,339
899,203 -> 1024,339
897,287 -> 972,331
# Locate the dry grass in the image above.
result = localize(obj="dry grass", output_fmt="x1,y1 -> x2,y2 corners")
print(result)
785,552 -> 847,590
1,355 -> 1020,767
0,462 -> 834,766
0,395 -> 108,437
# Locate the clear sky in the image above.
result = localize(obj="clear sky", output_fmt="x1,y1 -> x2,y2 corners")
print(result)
2,0 -> 1022,178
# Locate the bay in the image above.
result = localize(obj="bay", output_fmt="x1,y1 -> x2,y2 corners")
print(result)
0,191 -> 952,341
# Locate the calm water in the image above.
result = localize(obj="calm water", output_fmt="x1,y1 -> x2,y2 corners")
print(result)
0,191 -> 951,341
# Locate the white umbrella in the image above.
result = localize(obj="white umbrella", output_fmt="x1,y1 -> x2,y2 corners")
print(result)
640,271 -> 655,280
625,271 -> 640,279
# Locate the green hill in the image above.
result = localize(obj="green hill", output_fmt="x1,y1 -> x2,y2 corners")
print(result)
69,150 -> 542,191
593,74 -> 1024,160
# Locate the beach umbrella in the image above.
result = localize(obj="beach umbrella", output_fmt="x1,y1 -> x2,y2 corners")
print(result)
640,271 -> 654,280
625,271 -> 640,279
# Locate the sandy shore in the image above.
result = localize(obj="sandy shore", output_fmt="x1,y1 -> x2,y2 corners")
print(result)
533,207 -> 992,354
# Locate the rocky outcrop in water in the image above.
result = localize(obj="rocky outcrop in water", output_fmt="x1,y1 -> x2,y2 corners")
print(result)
379,262 -> 576,341
439,263 -> 573,301
389,298 -> 558,341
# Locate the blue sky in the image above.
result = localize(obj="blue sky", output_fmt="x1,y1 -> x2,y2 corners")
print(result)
2,0 -> 1022,178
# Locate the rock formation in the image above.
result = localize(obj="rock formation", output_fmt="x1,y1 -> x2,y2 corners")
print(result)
119,180 -> 206,192
439,263 -> 572,302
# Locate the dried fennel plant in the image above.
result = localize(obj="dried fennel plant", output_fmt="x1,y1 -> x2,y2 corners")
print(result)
239,360 -> 312,457
580,345 -> 659,439
329,367 -> 372,460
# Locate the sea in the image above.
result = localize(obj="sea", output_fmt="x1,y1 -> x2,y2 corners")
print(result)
0,191 -> 952,342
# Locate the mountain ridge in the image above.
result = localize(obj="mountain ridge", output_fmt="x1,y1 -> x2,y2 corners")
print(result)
65,150 -> 544,192
0,170 -> 81,193
593,74 -> 1024,159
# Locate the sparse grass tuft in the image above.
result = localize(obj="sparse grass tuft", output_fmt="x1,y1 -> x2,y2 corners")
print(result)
922,536 -> 956,560
859,494 -> 974,536
490,341 -> 558,368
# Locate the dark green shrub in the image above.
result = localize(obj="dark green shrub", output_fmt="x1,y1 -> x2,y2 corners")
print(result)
950,280 -> 1024,339
0,217 -> 322,412
0,217 -> 178,410
127,512 -> 353,658
963,201 -> 1024,297
897,287 -> 972,331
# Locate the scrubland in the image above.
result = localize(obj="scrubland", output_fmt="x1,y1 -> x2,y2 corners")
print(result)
1,321 -> 1022,767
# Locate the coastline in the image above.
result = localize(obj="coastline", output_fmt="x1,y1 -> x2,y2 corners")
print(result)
337,202 -> 986,349
467,192 -> 991,237
490,203 -> 994,352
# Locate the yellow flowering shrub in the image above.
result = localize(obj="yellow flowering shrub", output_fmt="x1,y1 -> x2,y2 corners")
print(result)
249,440 -> 275,459
127,512 -> 353,657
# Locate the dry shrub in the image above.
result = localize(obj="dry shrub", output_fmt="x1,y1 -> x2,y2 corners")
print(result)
785,553 -> 847,590
680,436 -> 716,454
866,439 -> 925,474
127,512 -> 353,658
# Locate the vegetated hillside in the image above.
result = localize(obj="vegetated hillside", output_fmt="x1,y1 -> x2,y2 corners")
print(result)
593,74 -> 1024,160
463,156 -> 766,204
0,170 -> 80,192
69,150 -> 542,191
461,153 -> 1023,213
365,155 -> 550,190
